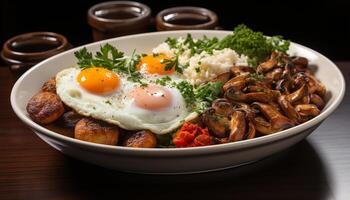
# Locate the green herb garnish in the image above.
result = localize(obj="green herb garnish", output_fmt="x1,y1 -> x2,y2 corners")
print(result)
155,76 -> 172,86
196,82 -> 224,103
165,37 -> 178,49
74,44 -> 142,83
174,81 -> 196,105
161,55 -> 183,73
74,48 -> 94,69
172,81 -> 223,112
218,24 -> 290,66
194,82 -> 224,112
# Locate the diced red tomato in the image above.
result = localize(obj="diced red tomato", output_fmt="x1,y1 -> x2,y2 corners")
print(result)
173,122 -> 213,148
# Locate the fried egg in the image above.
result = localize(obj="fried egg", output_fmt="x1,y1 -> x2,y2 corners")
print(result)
56,65 -> 197,134
138,54 -> 175,75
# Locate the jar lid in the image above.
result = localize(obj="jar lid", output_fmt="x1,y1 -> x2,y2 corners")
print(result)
88,1 -> 152,32
1,32 -> 70,63
156,6 -> 218,31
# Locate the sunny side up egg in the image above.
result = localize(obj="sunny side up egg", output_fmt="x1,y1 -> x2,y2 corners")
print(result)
56,54 -> 197,134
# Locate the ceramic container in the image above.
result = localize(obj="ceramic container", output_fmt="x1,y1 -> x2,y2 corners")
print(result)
10,30 -> 345,174
1,32 -> 71,77
156,7 -> 218,31
88,1 -> 152,41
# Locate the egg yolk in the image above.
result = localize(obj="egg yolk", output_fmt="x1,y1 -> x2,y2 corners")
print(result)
130,84 -> 173,110
137,54 -> 175,75
77,67 -> 120,94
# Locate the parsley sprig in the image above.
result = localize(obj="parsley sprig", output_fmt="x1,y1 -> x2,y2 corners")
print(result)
161,55 -> 183,73
74,48 -> 94,69
171,81 -> 224,112
74,44 -> 142,83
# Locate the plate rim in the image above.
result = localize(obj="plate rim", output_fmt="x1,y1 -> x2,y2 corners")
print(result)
10,30 -> 346,155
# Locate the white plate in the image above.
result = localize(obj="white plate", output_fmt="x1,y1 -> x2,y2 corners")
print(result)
10,30 -> 345,174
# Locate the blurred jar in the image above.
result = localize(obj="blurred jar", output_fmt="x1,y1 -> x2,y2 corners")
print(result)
1,32 -> 72,77
156,6 -> 219,31
88,1 -> 152,41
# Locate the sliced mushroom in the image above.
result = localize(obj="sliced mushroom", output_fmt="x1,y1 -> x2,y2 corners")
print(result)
305,74 -> 326,97
252,102 -> 294,134
265,67 -> 283,81
245,84 -> 269,93
282,62 -> 294,81
223,75 -> 249,92
245,121 -> 256,139
257,57 -> 278,73
244,92 -> 276,103
233,102 -> 256,120
204,52 -> 324,144
204,101 -> 257,142
268,101 -> 282,112
224,87 -> 243,102
231,66 -> 255,77
286,84 -> 308,103
229,111 -> 247,141
291,56 -> 308,67
278,95 -> 301,124
294,72 -> 307,87
288,73 -> 311,105
201,108 -> 230,138
211,72 -> 231,84
295,104 -> 320,117
212,98 -> 234,117
310,93 -> 325,109
275,78 -> 290,94
295,95 -> 310,105
253,116 -> 277,135
225,87 -> 275,103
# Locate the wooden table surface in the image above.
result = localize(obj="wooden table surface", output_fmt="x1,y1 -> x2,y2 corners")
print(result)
0,62 -> 349,200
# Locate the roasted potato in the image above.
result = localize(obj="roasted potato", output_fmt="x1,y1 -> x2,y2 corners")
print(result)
74,118 -> 119,145
41,78 -> 56,93
123,130 -> 157,148
26,92 -> 65,124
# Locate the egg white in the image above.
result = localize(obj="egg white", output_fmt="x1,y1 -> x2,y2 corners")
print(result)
56,67 -> 197,134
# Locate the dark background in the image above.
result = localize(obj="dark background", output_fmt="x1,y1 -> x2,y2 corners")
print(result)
1,0 -> 349,61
